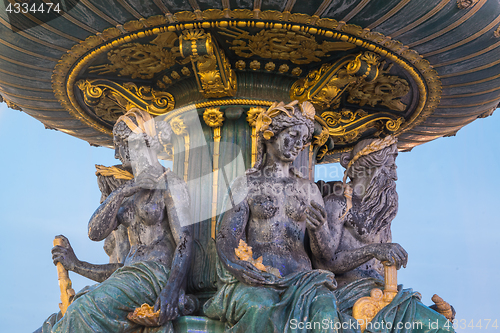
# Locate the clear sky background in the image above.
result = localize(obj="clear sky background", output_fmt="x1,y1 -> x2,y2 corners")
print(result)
0,103 -> 499,332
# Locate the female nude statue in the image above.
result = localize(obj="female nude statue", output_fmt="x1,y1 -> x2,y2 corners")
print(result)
51,109 -> 193,333
204,101 -> 342,332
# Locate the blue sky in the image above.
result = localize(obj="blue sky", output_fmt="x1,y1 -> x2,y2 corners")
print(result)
0,104 -> 499,332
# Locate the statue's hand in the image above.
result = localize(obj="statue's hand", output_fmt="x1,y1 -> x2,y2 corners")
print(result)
306,200 -> 327,232
51,235 -> 80,271
154,284 -> 180,324
226,259 -> 274,286
120,179 -> 143,197
369,243 -> 408,269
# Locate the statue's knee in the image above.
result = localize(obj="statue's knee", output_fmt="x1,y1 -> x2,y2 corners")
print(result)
241,288 -> 278,312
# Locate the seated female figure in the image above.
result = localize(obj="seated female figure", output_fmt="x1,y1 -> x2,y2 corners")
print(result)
51,109 -> 193,333
204,101 -> 342,333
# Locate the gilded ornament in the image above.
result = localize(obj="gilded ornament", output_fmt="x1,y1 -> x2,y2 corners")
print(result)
123,20 -> 145,32
235,60 -> 246,70
246,107 -> 265,127
89,32 -> 181,80
279,64 -> 289,73
316,17 -> 338,30
95,165 -> 134,180
174,11 -> 197,22
181,67 -> 191,76
290,52 -> 383,111
171,71 -> 181,80
180,29 -> 237,98
127,304 -> 160,326
259,10 -> 283,21
202,9 -> 225,20
264,62 -> 275,71
230,9 -> 254,19
289,13 -> 312,24
219,27 -> 355,65
250,60 -> 261,70
100,27 -> 122,41
320,109 -> 403,145
457,0 -> 478,9
162,76 -> 173,85
203,107 -> 224,128
494,24 -> 500,38
77,79 -> 175,116
144,15 -> 167,27
51,9 -> 441,141
347,62 -> 410,112
431,295 -> 455,322
170,116 -> 188,136
353,264 -> 398,332
235,240 -> 281,278
93,92 -> 127,121
291,67 -> 302,76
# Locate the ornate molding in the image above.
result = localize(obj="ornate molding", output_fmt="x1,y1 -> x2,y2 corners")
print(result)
77,79 -> 175,116
179,29 -> 237,98
52,9 -> 441,142
320,109 -> 404,144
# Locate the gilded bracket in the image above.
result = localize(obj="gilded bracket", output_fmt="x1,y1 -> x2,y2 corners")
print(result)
77,79 -> 175,116
290,52 -> 381,112
180,29 -> 237,98
320,109 -> 404,146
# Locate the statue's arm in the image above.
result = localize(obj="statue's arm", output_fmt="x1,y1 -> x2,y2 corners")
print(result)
88,180 -> 138,241
155,174 -> 194,324
306,183 -> 340,266
52,235 -> 123,283
314,196 -> 407,273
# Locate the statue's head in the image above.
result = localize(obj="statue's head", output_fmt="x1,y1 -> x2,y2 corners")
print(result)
250,101 -> 315,172
340,136 -> 398,187
112,108 -> 171,168
340,136 -> 399,235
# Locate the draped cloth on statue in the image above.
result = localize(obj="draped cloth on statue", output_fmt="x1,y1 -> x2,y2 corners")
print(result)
50,261 -> 174,333
335,278 -> 455,333
204,265 -> 342,333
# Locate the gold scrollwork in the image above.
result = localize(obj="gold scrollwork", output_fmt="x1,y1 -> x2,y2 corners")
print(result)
180,29 -> 237,98
77,79 -> 175,115
321,109 -> 404,145
218,26 -> 355,65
